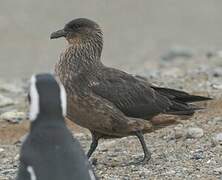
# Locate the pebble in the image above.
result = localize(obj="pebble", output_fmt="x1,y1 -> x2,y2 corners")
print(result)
211,68 -> 222,77
0,111 -> 26,123
0,148 -> 4,153
191,150 -> 204,160
213,167 -> 222,175
212,133 -> 222,146
161,46 -> 193,61
211,84 -> 222,90
206,50 -> 222,59
164,170 -> 176,175
14,154 -> 20,161
173,126 -> 186,139
0,95 -> 14,108
186,127 -> 204,138
206,52 -> 214,58
209,117 -> 222,125
74,133 -> 87,138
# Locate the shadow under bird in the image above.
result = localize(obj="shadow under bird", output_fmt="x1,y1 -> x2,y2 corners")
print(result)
50,18 -> 211,165
16,73 -> 96,180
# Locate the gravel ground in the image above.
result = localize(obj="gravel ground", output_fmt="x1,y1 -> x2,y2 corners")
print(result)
0,53 -> 222,180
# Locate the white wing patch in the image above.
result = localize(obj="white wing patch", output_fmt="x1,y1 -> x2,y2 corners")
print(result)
29,75 -> 39,121
27,166 -> 37,180
59,83 -> 67,116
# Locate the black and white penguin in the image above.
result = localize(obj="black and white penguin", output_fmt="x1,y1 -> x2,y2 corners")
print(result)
16,73 -> 96,180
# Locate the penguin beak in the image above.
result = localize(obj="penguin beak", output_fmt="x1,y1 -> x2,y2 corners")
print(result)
50,29 -> 67,39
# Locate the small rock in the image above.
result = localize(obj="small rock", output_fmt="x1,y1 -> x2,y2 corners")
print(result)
213,117 -> 222,122
164,170 -> 176,175
206,51 -> 214,58
174,126 -> 185,139
161,46 -> 193,61
206,50 -> 222,59
0,95 -> 14,107
0,111 -> 26,123
211,84 -> 222,90
213,167 -> 222,175
186,127 -> 204,138
0,148 -> 4,153
100,148 -> 108,152
14,154 -> 20,161
122,176 -> 130,180
209,117 -> 222,125
191,150 -> 204,160
211,68 -> 222,77
212,133 -> 222,146
74,133 -> 86,138
108,153 -> 118,158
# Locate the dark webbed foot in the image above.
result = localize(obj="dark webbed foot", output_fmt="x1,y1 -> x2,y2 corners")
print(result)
87,132 -> 100,158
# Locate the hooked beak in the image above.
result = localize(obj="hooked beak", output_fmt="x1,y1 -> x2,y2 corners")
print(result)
50,29 -> 67,39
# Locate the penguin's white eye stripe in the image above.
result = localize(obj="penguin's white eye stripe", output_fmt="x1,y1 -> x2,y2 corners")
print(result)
27,166 -> 37,180
59,83 -> 67,117
29,75 -> 40,121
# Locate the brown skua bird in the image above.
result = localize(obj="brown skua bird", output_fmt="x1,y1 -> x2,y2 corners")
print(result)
50,18 -> 211,165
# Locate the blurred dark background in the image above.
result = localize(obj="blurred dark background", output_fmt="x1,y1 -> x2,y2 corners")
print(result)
0,0 -> 221,78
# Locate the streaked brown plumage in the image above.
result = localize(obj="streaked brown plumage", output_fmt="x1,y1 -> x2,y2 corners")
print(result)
50,18 -> 211,164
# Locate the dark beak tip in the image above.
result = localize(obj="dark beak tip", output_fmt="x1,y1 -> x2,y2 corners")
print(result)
50,29 -> 66,39
50,34 -> 57,39
50,34 -> 54,39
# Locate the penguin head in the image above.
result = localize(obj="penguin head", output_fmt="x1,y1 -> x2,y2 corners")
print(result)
28,73 -> 67,121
